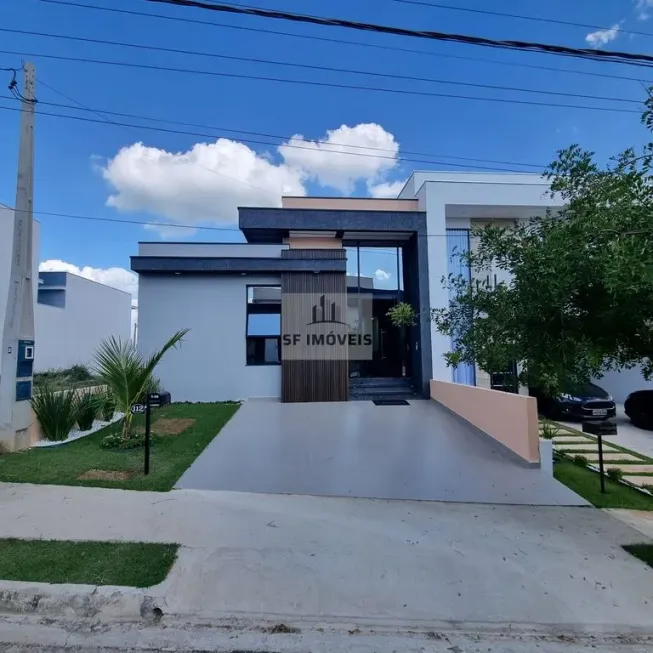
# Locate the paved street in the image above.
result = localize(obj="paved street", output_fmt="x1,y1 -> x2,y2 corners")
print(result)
0,482 -> 651,632
1,618 -> 652,653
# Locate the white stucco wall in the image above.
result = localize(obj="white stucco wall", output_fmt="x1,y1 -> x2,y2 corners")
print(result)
138,274 -> 282,402
34,273 -> 132,371
409,173 -> 563,383
593,366 -> 653,404
0,204 -> 39,348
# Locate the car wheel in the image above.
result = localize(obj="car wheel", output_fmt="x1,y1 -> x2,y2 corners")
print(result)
631,414 -> 653,431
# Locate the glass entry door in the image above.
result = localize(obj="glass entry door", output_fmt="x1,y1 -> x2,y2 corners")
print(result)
346,243 -> 405,378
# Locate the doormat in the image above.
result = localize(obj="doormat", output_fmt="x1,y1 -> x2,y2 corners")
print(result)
373,399 -> 410,406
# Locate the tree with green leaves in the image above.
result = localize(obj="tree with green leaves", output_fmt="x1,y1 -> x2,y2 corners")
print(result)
94,329 -> 189,442
390,95 -> 653,394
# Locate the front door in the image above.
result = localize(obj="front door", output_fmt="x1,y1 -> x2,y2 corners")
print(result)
364,298 -> 403,377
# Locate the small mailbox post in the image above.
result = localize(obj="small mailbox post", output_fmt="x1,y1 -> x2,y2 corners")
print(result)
582,419 -> 618,493
131,391 -> 171,475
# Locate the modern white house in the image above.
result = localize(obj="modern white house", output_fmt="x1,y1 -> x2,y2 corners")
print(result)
133,171 -> 653,403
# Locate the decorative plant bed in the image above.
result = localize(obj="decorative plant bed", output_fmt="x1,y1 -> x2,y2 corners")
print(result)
32,412 -> 124,448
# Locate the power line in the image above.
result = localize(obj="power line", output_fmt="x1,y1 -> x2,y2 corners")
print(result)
391,0 -> 653,40
0,100 -> 547,173
0,49 -> 642,114
37,80 -> 280,201
144,0 -> 653,67
2,93 -> 547,170
10,205 -> 552,243
38,1 -> 653,85
1,27 -> 644,106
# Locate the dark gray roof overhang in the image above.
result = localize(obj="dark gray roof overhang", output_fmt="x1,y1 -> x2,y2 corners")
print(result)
238,207 -> 427,243
130,256 -> 346,274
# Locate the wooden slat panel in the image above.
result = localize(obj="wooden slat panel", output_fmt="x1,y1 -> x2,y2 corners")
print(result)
281,251 -> 348,402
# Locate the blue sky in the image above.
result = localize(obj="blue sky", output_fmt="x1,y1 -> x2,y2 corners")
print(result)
0,0 -> 651,296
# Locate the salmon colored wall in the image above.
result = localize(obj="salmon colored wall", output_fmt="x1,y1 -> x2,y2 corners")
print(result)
430,380 -> 540,464
281,197 -> 420,211
286,237 -> 342,249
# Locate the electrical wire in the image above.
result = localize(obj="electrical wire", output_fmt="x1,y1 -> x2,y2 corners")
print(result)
1,66 -> 34,103
7,93 -> 546,170
1,26 -> 644,106
0,100 -> 545,173
8,205 -> 552,243
391,0 -> 653,40
37,0 -> 653,85
144,0 -> 653,68
0,49 -> 642,114
37,81 -> 279,200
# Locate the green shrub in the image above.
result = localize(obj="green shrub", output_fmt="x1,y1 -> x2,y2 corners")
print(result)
573,454 -> 588,467
100,391 -> 117,422
100,427 -> 145,450
540,418 -> 560,440
642,484 -> 653,494
67,364 -> 92,382
606,467 -> 624,482
30,386 -> 78,441
75,392 -> 100,431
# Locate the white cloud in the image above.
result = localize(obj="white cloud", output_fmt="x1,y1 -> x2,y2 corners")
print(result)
143,222 -> 198,238
374,269 -> 391,282
101,140 -> 305,235
635,0 -> 653,20
39,260 -> 138,299
585,23 -> 621,47
278,123 -> 399,194
367,179 -> 407,198
101,123 -> 400,236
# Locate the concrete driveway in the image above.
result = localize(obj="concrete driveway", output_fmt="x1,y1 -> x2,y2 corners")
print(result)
176,399 -> 585,505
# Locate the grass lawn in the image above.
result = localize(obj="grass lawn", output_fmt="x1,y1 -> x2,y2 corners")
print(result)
623,544 -> 653,569
0,402 -> 239,491
554,459 -> 653,509
0,539 -> 178,587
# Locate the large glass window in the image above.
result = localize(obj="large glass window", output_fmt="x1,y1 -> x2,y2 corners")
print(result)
346,243 -> 406,378
246,285 -> 281,365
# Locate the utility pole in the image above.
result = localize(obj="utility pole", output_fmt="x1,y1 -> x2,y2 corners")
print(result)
0,63 -> 36,450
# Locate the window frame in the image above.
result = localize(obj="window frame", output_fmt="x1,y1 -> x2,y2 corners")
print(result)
245,284 -> 282,366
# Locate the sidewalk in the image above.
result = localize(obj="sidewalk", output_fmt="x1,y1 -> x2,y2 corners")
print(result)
0,482 -> 652,632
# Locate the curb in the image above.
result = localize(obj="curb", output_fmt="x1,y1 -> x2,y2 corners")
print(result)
0,580 -> 166,623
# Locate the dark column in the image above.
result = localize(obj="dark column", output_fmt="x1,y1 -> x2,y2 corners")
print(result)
281,249 -> 349,402
403,234 -> 432,396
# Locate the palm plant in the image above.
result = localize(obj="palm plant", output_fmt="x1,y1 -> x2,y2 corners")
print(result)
93,329 -> 189,442
30,386 -> 79,441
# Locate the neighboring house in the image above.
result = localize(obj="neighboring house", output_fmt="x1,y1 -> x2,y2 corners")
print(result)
132,171 -> 652,403
1,203 -> 132,373
35,271 -> 132,372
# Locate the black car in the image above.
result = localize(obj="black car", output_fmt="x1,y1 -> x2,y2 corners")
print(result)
530,382 -> 616,420
625,390 -> 653,430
